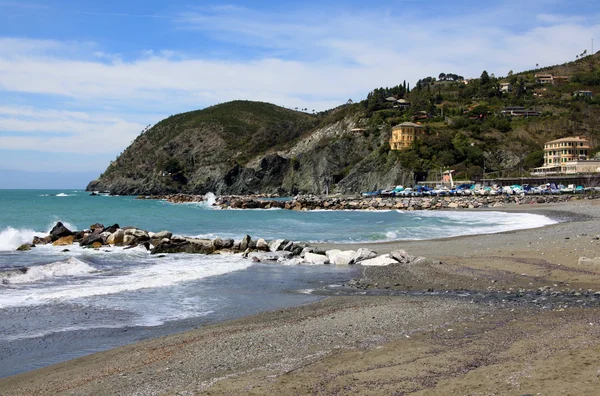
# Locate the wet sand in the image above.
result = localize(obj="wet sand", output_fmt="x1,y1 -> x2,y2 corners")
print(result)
1,200 -> 600,395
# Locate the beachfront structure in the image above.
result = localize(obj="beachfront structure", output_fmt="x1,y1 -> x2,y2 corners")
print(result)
389,122 -> 424,150
533,136 -> 592,175
563,160 -> 600,174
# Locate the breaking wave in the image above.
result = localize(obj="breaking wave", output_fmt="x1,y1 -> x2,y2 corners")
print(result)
0,257 -> 96,284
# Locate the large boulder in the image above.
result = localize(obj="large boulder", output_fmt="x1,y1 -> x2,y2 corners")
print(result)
390,249 -> 411,264
151,240 -> 215,255
49,222 -> 74,241
360,254 -> 397,266
104,224 -> 120,234
154,230 -> 172,240
239,235 -> 251,251
327,250 -> 356,265
33,235 -> 52,245
52,235 -> 75,246
353,248 -> 377,263
89,223 -> 105,233
256,238 -> 270,251
269,239 -> 287,252
106,229 -> 125,245
16,244 -> 33,251
80,233 -> 104,247
304,252 -> 330,265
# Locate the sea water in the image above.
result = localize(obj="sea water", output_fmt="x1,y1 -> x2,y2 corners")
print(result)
0,189 -> 557,377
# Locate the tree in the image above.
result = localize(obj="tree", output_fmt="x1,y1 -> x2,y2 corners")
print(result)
508,70 -> 513,77
439,72 -> 446,81
480,70 -> 490,85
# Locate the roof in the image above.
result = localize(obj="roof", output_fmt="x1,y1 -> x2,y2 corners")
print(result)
546,136 -> 590,144
393,122 -> 423,128
385,96 -> 397,101
396,99 -> 409,103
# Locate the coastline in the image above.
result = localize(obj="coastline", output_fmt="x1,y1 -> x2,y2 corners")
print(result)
1,200 -> 600,395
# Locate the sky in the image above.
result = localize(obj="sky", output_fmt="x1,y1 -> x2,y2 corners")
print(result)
0,0 -> 599,188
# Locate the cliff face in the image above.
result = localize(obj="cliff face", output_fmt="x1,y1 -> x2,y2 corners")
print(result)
87,100 -> 411,195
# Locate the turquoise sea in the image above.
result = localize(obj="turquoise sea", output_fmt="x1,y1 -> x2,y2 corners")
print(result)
0,189 -> 557,378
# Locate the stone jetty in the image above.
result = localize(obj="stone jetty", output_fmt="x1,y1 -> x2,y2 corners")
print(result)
16,222 -> 424,267
216,194 -> 575,211
135,193 -> 582,210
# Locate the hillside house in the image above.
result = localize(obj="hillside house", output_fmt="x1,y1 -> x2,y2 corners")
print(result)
534,73 -> 570,85
500,106 -> 540,117
500,82 -> 513,93
389,122 -> 424,150
573,90 -> 594,98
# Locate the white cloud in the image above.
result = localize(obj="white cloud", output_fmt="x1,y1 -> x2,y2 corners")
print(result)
0,2 -> 599,168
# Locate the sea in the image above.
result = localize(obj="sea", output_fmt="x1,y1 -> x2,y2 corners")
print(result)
0,189 -> 557,378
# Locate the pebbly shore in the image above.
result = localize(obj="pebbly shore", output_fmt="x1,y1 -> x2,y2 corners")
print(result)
2,200 -> 600,395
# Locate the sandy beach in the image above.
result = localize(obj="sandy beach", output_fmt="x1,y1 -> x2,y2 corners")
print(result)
1,200 -> 600,395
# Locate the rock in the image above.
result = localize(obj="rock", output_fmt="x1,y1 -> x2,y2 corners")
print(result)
33,235 -> 52,245
89,223 -> 105,233
304,252 -> 330,265
91,241 -> 102,249
222,239 -> 234,249
16,244 -> 32,251
107,229 -> 125,245
123,235 -> 136,246
448,202 -> 459,208
256,238 -> 269,251
213,237 -> 224,250
291,245 -> 303,256
154,230 -> 173,240
353,248 -> 377,263
248,251 -> 293,261
151,240 -> 215,255
269,239 -> 286,252
390,249 -> 411,264
282,241 -> 294,252
171,235 -> 187,242
104,224 -> 120,234
52,235 -> 75,246
131,229 -> 150,241
80,233 -> 104,247
360,254 -> 398,266
328,250 -> 356,265
240,235 -> 251,251
49,222 -> 74,241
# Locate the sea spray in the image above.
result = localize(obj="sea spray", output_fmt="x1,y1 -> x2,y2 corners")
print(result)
0,227 -> 42,251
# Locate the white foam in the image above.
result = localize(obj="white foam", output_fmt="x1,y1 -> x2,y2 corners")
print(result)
0,254 -> 253,309
0,227 -> 44,251
1,257 -> 96,284
55,193 -> 71,197
204,192 -> 217,206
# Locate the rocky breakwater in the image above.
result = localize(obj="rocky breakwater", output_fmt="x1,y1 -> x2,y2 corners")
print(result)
136,194 -> 206,204
217,194 -> 575,211
15,222 -> 425,270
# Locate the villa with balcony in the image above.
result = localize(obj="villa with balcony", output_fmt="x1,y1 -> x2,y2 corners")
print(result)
532,136 -> 592,175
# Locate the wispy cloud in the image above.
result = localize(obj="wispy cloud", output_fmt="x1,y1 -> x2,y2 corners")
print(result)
0,1 -> 599,172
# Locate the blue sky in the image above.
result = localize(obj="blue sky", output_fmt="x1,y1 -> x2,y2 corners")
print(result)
0,0 -> 599,188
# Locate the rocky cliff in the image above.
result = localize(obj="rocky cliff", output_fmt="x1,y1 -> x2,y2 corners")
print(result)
87,100 -> 412,195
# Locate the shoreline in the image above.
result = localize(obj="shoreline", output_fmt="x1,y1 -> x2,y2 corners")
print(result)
2,200 -> 600,394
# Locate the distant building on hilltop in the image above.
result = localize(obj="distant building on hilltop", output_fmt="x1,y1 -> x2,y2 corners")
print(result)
389,122 -> 424,150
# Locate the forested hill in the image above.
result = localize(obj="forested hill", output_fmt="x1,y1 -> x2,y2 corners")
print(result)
88,53 -> 600,195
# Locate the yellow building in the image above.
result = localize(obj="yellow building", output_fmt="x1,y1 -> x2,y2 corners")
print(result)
543,136 -> 591,167
389,122 -> 423,150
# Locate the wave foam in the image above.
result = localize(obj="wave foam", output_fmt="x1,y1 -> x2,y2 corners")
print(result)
0,255 -> 253,308
55,193 -> 71,197
0,227 -> 44,251
1,258 -> 96,284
